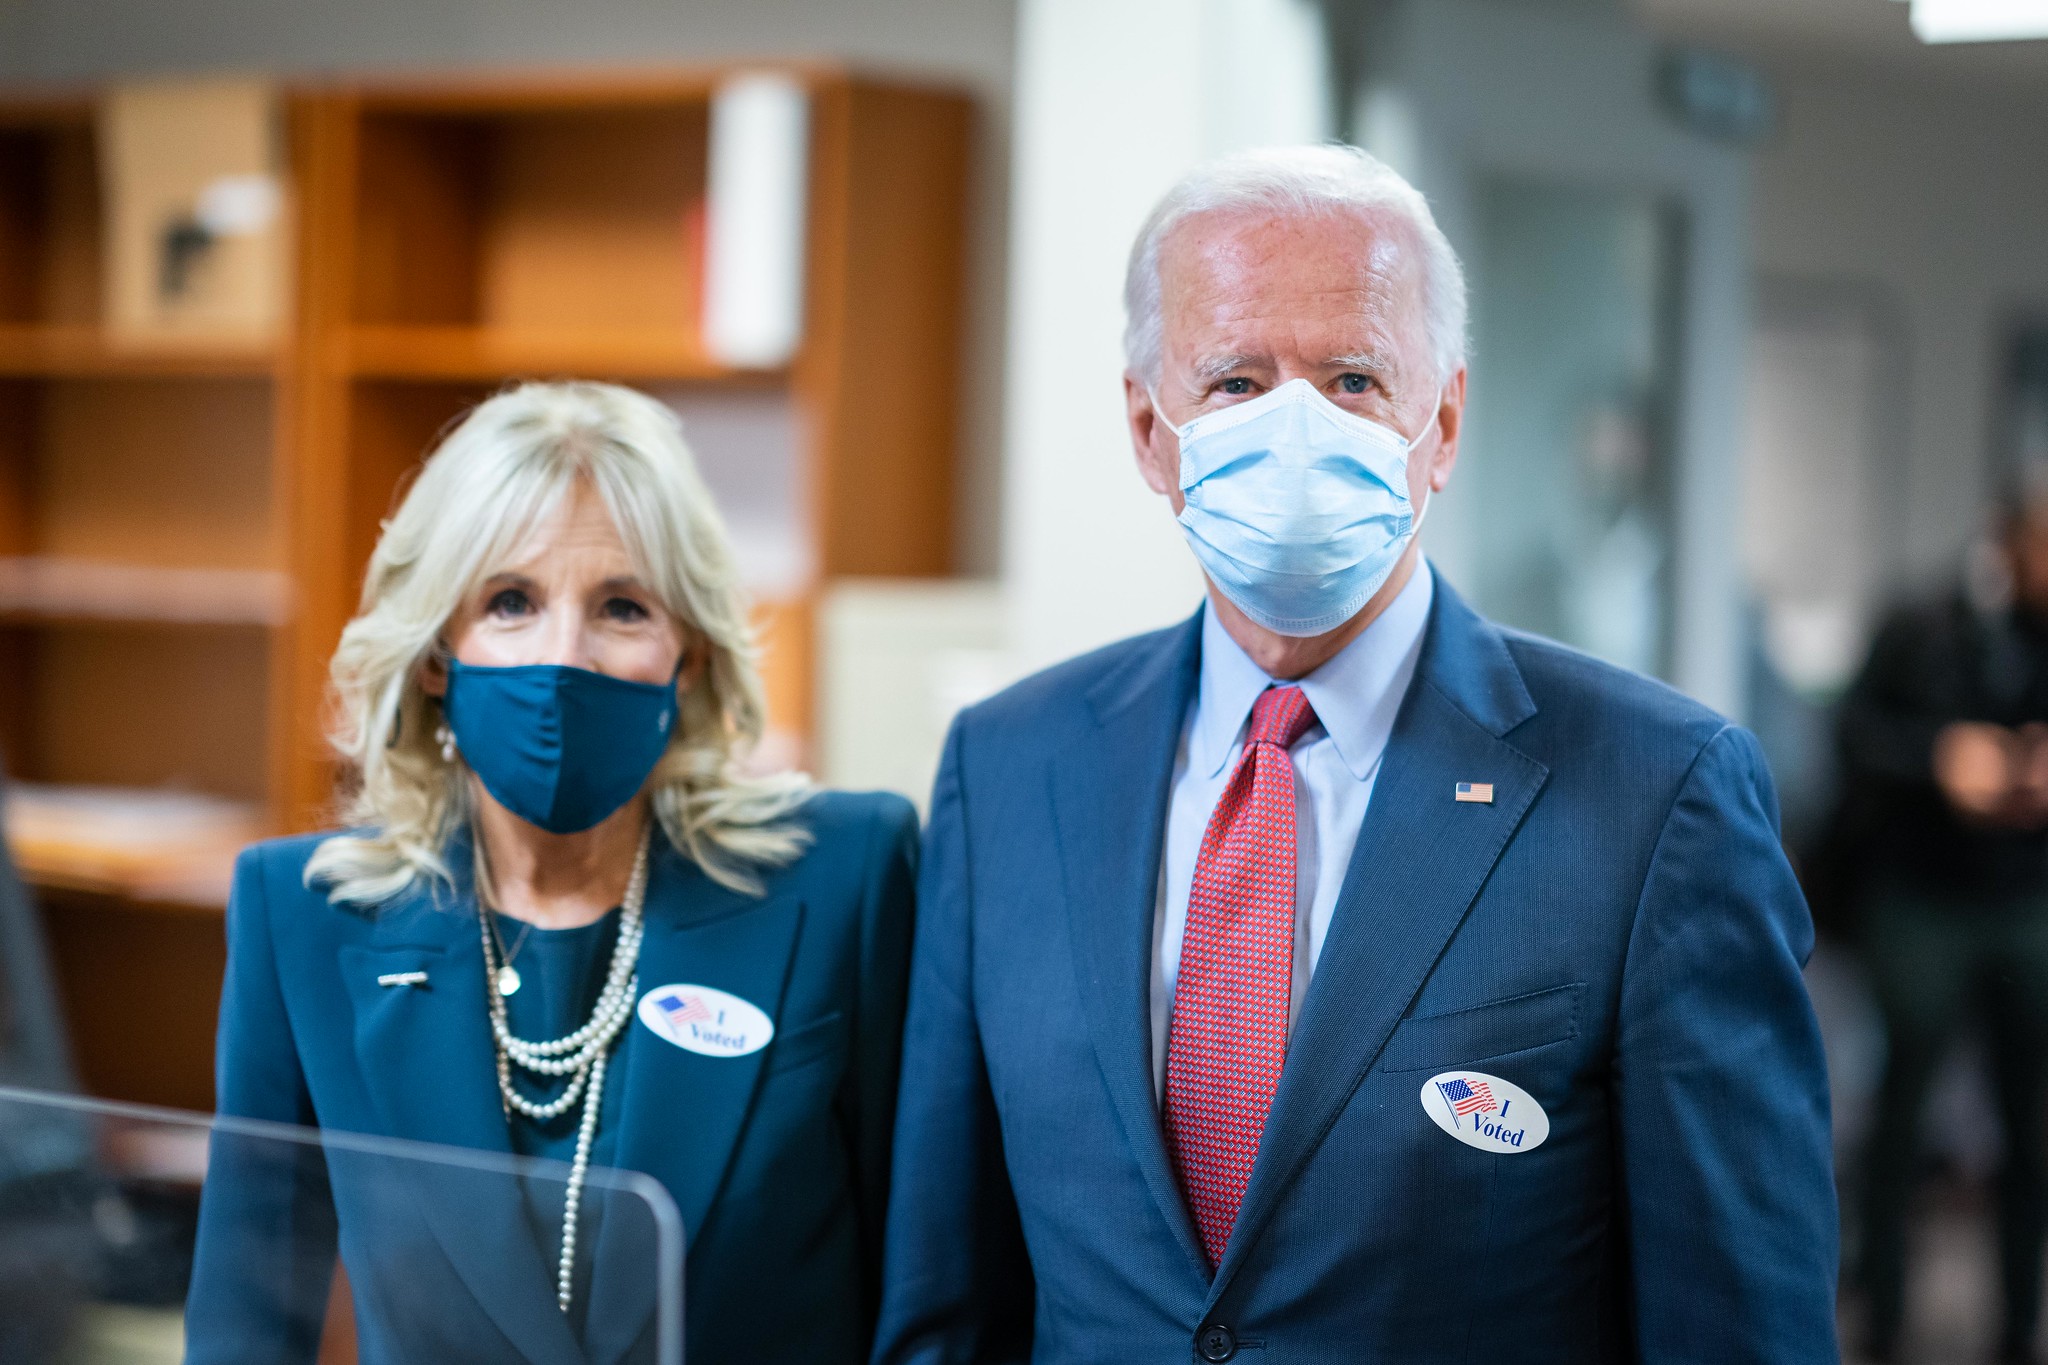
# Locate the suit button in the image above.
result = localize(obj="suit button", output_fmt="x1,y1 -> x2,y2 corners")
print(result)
1197,1323 -> 1238,1362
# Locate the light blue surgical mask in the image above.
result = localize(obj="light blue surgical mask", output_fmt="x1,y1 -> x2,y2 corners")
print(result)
1156,377 -> 1438,637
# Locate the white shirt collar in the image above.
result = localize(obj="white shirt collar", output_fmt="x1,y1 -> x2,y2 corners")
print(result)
1191,558 -> 1436,781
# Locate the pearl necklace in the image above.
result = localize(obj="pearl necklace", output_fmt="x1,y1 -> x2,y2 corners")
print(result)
479,830 -> 649,1314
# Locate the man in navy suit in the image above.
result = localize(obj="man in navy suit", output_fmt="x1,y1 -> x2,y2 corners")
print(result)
871,145 -> 1837,1363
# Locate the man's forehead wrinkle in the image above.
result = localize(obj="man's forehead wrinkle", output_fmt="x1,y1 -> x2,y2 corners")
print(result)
1189,286 -> 1381,331
1363,231 -> 1430,326
1168,237 -> 1414,329
1157,209 -> 1430,394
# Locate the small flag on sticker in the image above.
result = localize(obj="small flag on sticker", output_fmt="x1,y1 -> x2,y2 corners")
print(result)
1455,782 -> 1494,804
658,991 -> 714,1027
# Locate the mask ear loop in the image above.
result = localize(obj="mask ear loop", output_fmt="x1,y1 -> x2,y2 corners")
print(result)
1402,389 -> 1446,538
1147,390 -> 1186,443
657,651 -> 688,740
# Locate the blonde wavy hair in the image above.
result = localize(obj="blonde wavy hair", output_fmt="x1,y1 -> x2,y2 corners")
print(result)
305,381 -> 810,905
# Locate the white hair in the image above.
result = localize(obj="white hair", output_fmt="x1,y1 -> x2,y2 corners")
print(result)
1123,143 -> 1468,388
305,381 -> 810,906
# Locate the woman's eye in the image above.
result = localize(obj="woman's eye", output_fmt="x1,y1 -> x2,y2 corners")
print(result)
602,596 -> 650,623
486,588 -> 531,617
1219,377 -> 1255,396
1337,373 -> 1373,395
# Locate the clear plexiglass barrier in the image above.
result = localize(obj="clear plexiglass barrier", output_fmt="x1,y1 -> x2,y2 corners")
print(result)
0,1084 -> 683,1365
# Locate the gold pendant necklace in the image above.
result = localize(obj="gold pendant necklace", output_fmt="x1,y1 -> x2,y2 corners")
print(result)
486,914 -> 533,996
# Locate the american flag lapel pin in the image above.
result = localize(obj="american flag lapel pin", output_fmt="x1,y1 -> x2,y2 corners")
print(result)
1455,782 -> 1494,804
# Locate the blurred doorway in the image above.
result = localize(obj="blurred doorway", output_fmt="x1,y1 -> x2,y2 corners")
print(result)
1458,179 -> 1687,680
1739,281 -> 1907,840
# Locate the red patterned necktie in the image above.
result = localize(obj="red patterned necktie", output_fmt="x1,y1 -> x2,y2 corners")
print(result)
1165,683 -> 1319,1267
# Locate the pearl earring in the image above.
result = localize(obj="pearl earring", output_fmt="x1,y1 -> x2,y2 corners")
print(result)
436,723 -> 456,763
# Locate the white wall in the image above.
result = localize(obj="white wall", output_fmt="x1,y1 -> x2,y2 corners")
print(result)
0,0 -> 1018,578
1000,0 -> 1333,672
1747,55 -> 2048,586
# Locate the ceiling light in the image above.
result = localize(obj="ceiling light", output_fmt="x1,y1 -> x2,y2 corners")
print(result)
1909,0 -> 2048,43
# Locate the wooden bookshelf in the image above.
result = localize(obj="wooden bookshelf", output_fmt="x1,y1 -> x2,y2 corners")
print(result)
0,68 -> 974,1110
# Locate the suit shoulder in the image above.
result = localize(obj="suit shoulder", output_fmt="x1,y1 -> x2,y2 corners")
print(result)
796,787 -> 918,850
1499,629 -> 1731,757
961,621 -> 1190,735
235,830 -> 341,889
778,790 -> 917,927
227,831 -> 357,947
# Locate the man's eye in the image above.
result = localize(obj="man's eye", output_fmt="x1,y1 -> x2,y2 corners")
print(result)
1337,373 -> 1373,395
486,588 -> 531,617
1219,377 -> 1255,396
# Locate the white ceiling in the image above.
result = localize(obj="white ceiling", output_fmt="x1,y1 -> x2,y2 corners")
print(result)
1630,0 -> 2048,90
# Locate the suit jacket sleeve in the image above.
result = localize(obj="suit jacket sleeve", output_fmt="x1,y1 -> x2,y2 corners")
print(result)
1616,724 -> 1838,1362
844,795 -> 922,1339
183,846 -> 339,1365
871,717 -> 1034,1365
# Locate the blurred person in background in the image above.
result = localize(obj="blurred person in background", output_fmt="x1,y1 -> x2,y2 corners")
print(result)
184,382 -> 918,1365
873,145 -> 1836,1365
1840,476 -> 2048,1364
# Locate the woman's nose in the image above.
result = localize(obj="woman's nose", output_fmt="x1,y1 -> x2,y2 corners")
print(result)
534,612 -> 599,671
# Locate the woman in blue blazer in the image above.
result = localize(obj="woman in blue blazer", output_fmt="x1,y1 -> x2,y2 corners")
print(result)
184,382 -> 917,1365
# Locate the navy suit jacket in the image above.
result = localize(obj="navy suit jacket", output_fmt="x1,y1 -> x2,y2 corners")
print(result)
186,790 -> 918,1365
872,583 -> 1837,1364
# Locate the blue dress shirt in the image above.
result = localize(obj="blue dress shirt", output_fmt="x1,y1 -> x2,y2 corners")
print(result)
1151,559 -> 1436,1097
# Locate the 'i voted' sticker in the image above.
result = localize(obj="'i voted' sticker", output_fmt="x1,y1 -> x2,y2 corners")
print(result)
1421,1070 -> 1550,1153
638,984 -> 774,1058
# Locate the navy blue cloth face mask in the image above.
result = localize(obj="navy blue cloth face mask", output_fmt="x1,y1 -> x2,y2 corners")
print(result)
441,658 -> 678,834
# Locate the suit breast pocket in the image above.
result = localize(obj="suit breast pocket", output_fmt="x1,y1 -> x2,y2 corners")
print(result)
1378,982 -> 1584,1074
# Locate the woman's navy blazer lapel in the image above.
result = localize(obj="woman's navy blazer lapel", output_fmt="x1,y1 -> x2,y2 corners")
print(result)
339,836 -> 586,1365
580,838 -> 807,1364
338,830 -> 809,1365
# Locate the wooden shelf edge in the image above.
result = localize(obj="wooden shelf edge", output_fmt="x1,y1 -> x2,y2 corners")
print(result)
0,94 -> 94,126
22,867 -> 230,916
0,325 -> 280,379
0,559 -> 293,628
341,325 -> 787,384
331,61 -> 851,113
7,786 -> 265,913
